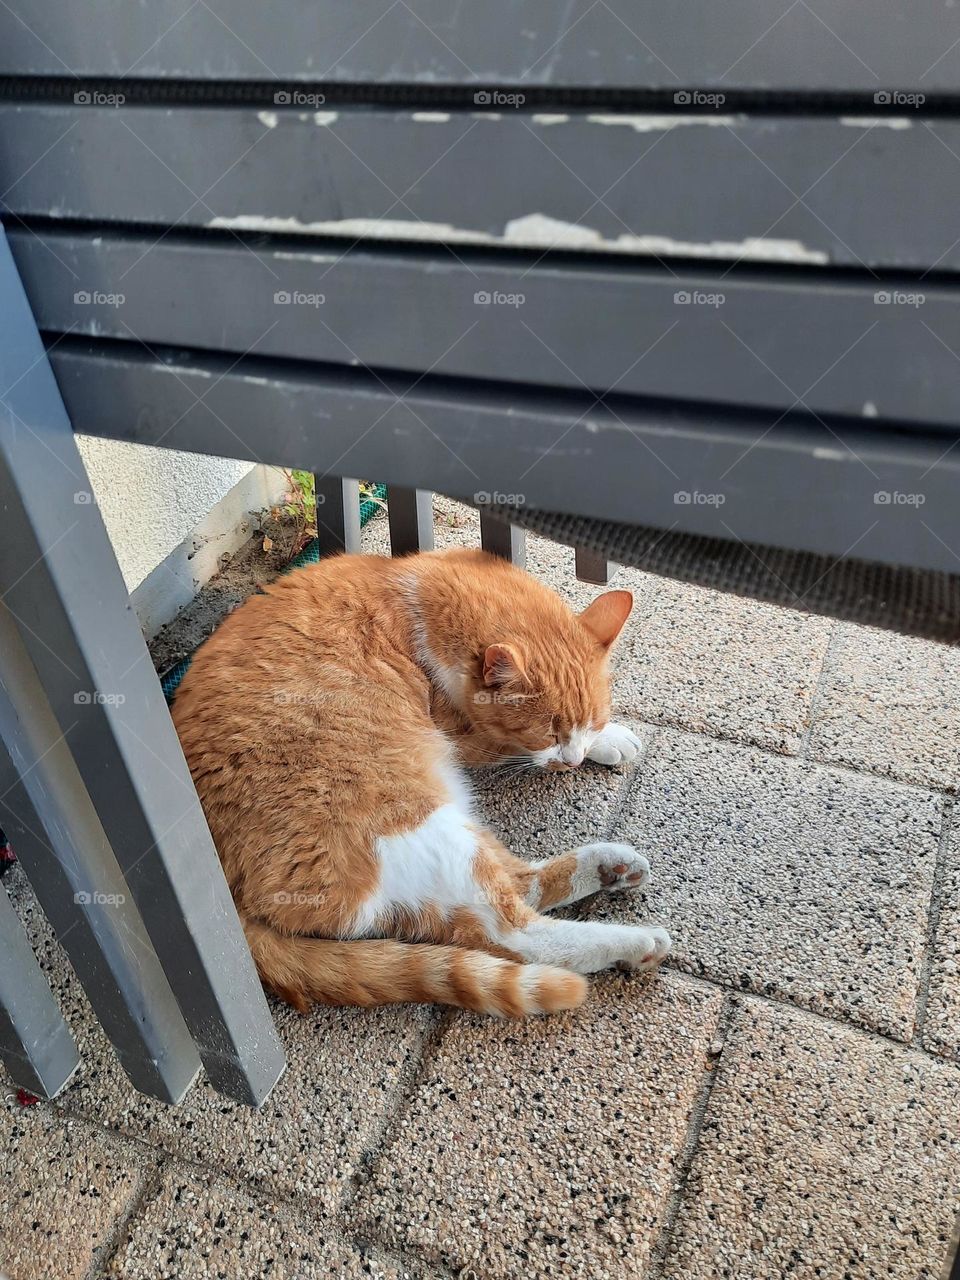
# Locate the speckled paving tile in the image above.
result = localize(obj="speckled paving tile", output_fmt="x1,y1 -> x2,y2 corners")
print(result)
109,1165 -> 416,1280
806,624 -> 960,792
3,867 -> 433,1215
614,577 -> 834,755
0,1096 -> 146,1280
355,971 -> 723,1280
662,999 -> 960,1280
924,808 -> 960,1061
469,723 -> 650,857
592,730 -> 943,1038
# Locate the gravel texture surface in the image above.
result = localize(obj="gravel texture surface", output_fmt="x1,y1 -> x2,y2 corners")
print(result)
662,999 -> 960,1280
0,1097 -> 145,1280
592,729 -> 944,1038
807,624 -> 960,792
355,971 -> 723,1280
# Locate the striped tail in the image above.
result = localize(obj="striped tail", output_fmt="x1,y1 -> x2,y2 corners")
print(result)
242,919 -> 587,1018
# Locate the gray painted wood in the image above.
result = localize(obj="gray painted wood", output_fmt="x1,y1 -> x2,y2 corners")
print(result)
9,228 -> 959,429
0,655 -> 200,1104
574,547 -> 614,585
0,1 -> 952,90
0,880 -> 79,1099
387,487 -> 435,554
0,230 -> 286,1107
0,106 -> 953,272
47,341 -> 960,577
479,512 -> 527,568
314,475 -> 362,554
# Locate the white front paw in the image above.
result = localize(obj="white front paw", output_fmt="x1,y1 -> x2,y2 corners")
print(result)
587,722 -> 642,766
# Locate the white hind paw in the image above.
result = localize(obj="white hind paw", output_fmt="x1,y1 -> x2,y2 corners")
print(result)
587,722 -> 642,767
575,842 -> 650,895
615,925 -> 672,973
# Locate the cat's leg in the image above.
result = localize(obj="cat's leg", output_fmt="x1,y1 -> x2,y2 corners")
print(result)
586,722 -> 644,766
523,842 -> 651,911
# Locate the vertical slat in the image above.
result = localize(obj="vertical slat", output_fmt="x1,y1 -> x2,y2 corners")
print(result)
479,510 -> 527,568
0,228 -> 285,1107
0,882 -> 79,1099
314,474 -> 361,555
575,546 -> 615,585
0,639 -> 200,1104
387,486 -> 434,554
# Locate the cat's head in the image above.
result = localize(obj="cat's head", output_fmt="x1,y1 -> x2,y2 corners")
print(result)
466,590 -> 633,768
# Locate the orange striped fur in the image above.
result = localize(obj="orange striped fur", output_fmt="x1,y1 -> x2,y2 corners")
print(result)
172,549 -> 669,1017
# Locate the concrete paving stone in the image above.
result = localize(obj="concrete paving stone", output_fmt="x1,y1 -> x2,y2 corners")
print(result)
662,999 -> 960,1280
355,971 -> 724,1280
0,1094 -> 146,1280
469,723 -> 650,858
614,577 -> 834,755
109,1165 -> 417,1280
3,867 -> 434,1215
923,811 -> 960,1061
592,730 -> 943,1038
806,624 -> 960,793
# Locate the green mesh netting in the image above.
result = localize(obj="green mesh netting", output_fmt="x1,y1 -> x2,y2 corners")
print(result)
159,484 -> 385,703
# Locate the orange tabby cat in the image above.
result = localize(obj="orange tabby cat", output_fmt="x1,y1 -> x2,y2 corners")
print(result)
172,548 -> 670,1017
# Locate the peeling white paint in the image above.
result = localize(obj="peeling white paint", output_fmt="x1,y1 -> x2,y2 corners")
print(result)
257,111 -> 278,128
862,401 -> 879,417
208,211 -> 828,263
412,111 -> 451,122
839,116 -> 912,129
242,375 -> 270,386
813,447 -> 851,461
586,113 -> 742,132
531,113 -> 570,125
313,111 -> 339,126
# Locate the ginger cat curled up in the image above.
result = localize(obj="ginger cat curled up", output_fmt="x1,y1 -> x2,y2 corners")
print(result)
173,549 -> 670,1017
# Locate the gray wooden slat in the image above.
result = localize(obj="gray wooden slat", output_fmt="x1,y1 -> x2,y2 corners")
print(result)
0,105 -> 955,272
47,340 -> 960,576
574,547 -> 614,585
0,658 -> 200,1104
479,512 -> 527,568
0,0 -> 953,90
314,475 -> 361,554
0,881 -> 79,1099
387,487 -> 434,554
9,227 -> 960,429
0,229 -> 286,1107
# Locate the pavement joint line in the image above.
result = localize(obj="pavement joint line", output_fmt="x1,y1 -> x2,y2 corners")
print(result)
797,619 -> 842,760
913,795 -> 956,1052
340,1005 -> 456,1211
630,714 -> 958,799
89,1151 -> 168,1280
644,990 -> 735,1280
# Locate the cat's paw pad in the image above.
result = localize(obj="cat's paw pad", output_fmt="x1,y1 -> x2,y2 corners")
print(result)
615,925 -> 671,973
587,723 -> 642,767
576,842 -> 650,894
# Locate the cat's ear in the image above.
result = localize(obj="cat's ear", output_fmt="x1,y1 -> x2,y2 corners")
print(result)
578,590 -> 633,650
483,643 -> 528,688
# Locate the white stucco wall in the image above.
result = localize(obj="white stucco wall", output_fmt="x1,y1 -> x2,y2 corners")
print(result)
77,436 -> 287,637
